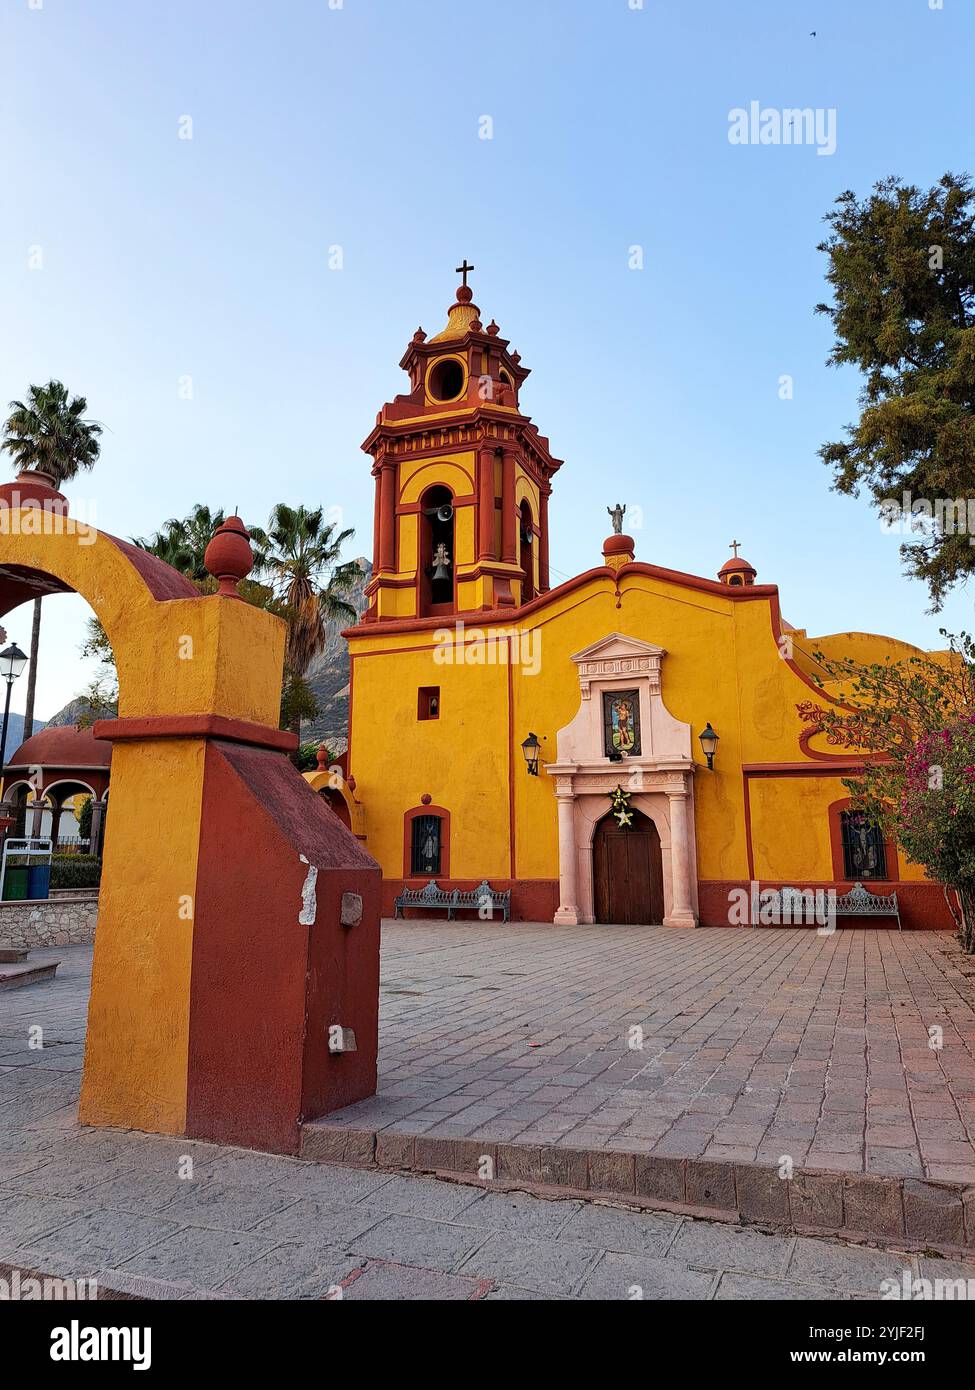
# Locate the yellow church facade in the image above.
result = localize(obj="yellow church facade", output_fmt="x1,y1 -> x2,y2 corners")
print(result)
340,277 -> 951,931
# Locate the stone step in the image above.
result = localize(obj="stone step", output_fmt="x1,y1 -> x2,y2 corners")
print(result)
0,960 -> 59,990
0,946 -> 30,963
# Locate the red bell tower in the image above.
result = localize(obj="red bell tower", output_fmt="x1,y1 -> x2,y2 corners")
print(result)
361,266 -> 563,622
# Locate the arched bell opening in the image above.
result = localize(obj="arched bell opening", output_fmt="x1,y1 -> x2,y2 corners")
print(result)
418,484 -> 455,617
519,498 -> 535,603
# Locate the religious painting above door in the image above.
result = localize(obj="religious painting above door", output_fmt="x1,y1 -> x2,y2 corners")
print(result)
602,689 -> 641,758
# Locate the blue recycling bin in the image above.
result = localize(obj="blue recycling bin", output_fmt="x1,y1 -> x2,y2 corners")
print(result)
27,863 -> 51,900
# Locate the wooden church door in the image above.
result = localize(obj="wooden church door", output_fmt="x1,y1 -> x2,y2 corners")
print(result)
593,809 -> 664,925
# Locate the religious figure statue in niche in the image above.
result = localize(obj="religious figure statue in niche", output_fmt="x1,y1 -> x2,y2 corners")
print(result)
603,689 -> 641,757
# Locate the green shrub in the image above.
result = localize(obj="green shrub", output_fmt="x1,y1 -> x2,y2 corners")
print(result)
50,853 -> 102,890
295,741 -> 329,772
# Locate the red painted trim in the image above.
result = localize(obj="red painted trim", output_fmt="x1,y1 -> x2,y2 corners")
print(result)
743,772 -> 754,880
478,446 -> 496,561
507,638 -> 516,878
343,560 -> 782,640
696,878 -> 953,930
827,795 -> 900,883
366,573 -> 416,591
461,562 -> 525,582
347,653 -> 357,777
108,536 -> 202,601
93,715 -> 297,752
403,803 -> 451,879
797,728 -> 883,762
383,876 -> 559,922
742,761 -> 863,777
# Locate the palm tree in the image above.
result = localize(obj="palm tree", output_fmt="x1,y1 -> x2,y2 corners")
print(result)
1,381 -> 103,738
256,504 -> 358,736
135,503 -> 268,581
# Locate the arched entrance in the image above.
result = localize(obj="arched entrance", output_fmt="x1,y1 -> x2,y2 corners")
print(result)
592,808 -> 664,925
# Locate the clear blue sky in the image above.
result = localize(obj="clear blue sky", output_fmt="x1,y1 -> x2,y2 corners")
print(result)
2,0 -> 972,720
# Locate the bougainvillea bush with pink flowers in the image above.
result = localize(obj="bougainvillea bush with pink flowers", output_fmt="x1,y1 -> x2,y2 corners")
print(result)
798,633 -> 975,951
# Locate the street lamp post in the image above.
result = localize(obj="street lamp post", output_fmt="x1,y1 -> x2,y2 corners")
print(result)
0,643 -> 29,773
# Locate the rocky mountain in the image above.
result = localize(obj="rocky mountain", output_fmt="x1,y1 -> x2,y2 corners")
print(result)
42,697 -> 99,729
301,557 -> 372,750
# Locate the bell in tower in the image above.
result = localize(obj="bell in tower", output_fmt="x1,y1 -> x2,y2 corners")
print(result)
360,264 -> 563,623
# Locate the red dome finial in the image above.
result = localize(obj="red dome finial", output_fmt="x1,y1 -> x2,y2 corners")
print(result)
718,539 -> 757,587
204,515 -> 253,598
316,743 -> 329,769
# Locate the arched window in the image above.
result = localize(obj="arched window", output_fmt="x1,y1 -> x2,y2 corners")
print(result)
839,811 -> 887,880
411,815 -> 442,874
829,799 -> 896,882
403,804 -> 451,879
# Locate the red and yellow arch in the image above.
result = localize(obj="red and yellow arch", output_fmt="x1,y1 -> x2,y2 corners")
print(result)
0,474 -> 380,1153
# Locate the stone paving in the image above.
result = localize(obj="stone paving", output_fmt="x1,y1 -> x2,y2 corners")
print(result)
1,934 -> 973,1301
4,948 -> 975,1299
327,921 -> 975,1184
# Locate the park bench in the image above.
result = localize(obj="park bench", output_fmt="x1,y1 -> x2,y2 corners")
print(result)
835,881 -> 901,929
393,879 -> 511,922
762,883 -> 901,930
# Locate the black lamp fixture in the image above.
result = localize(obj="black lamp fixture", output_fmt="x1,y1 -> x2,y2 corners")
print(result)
0,642 -> 29,772
521,731 -> 541,776
698,722 -> 719,770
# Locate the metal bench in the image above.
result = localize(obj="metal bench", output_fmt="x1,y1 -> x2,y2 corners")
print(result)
452,880 -> 510,922
393,879 -> 510,922
836,881 -> 901,929
759,884 -> 901,929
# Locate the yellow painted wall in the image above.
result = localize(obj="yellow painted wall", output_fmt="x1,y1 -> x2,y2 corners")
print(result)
81,738 -> 203,1132
348,560 -> 947,895
0,516 -> 289,1131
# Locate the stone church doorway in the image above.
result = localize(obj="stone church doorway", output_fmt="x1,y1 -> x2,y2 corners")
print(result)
592,808 -> 664,925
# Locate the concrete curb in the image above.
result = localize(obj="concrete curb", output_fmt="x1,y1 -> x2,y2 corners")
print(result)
300,1122 -> 975,1258
0,1247 -> 233,1300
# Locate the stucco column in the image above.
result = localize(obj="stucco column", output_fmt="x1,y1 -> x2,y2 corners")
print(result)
538,485 -> 551,592
378,462 -> 397,573
664,787 -> 697,927
371,466 -> 383,574
477,448 -> 495,561
48,793 -> 64,846
27,798 -> 46,839
501,450 -> 517,564
90,798 -> 105,857
554,786 -> 580,926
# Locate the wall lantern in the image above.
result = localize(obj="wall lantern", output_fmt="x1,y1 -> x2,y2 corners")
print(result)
521,731 -> 541,776
698,722 -> 719,770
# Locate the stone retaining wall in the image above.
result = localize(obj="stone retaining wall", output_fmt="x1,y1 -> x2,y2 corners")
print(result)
0,894 -> 99,948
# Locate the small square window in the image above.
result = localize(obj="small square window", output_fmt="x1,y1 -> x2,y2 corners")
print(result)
418,686 -> 440,720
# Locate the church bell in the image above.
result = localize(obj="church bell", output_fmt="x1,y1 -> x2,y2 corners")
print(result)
431,541 -> 451,583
